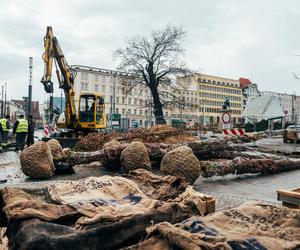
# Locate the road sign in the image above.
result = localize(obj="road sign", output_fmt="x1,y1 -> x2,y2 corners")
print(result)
222,123 -> 231,129
222,112 -> 231,124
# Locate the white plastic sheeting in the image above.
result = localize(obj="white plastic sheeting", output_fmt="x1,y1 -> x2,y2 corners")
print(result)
243,95 -> 284,123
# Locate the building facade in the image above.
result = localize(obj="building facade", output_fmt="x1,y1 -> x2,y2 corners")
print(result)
72,65 -> 175,128
6,101 -> 26,121
10,99 -> 41,123
52,96 -> 66,114
241,83 -> 261,110
71,65 -> 246,128
261,91 -> 300,123
196,74 -> 243,125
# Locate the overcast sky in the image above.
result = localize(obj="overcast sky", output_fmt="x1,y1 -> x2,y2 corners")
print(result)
1,0 -> 300,102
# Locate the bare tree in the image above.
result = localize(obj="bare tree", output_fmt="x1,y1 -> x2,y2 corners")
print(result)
114,25 -> 190,124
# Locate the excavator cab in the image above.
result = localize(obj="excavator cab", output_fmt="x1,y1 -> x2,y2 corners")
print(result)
78,94 -> 106,129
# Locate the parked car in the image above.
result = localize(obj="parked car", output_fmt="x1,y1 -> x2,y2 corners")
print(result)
283,125 -> 300,143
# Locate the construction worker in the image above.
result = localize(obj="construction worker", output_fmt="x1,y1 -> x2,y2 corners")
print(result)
13,114 -> 28,151
0,115 -> 10,152
27,115 -> 35,147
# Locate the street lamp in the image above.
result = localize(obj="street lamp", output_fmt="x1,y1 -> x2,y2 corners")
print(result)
28,57 -> 33,117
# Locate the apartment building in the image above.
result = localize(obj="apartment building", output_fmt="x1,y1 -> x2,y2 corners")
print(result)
72,65 -> 246,127
196,74 -> 243,125
72,65 -> 177,128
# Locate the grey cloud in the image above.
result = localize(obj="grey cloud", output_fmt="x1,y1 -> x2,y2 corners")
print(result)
0,0 -> 300,102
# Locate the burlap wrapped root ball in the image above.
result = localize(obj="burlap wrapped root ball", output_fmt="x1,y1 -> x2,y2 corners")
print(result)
47,139 -> 63,160
102,140 -> 122,170
160,146 -> 200,184
62,147 -> 71,157
20,141 -> 55,179
103,140 -> 121,150
120,141 -> 151,172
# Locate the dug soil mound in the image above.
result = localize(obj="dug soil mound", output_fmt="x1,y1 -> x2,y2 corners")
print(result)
20,141 -> 55,179
73,133 -> 106,152
149,124 -> 178,134
74,127 -> 197,152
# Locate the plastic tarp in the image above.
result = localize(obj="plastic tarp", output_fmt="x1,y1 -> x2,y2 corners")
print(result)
243,95 -> 284,123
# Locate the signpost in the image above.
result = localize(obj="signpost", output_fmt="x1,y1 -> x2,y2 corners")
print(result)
221,111 -> 231,129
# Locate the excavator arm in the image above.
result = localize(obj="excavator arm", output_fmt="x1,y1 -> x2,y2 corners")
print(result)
41,26 -> 78,128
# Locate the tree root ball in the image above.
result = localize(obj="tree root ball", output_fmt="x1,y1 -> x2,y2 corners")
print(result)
20,141 -> 55,179
47,139 -> 63,160
102,140 -> 122,170
103,140 -> 121,150
160,146 -> 200,184
62,148 -> 71,157
120,141 -> 151,172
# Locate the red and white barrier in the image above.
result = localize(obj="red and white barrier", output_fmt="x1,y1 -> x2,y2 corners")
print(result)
44,125 -> 49,137
223,128 -> 245,136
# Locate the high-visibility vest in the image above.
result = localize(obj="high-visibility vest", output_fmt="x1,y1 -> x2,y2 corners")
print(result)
0,118 -> 8,132
16,119 -> 28,133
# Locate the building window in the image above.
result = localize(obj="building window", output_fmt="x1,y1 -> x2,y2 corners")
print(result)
85,83 -> 88,91
110,86 -> 113,93
101,75 -> 106,83
134,109 -> 137,115
134,99 -> 137,105
116,108 -> 119,114
145,110 -> 148,116
109,76 -> 114,84
95,74 -> 99,82
122,108 -> 125,115
140,99 -> 143,105
102,85 -> 106,93
139,110 -> 142,115
128,109 -> 131,114
122,97 -> 125,104
80,82 -> 84,91
116,97 -> 119,103
95,84 -> 99,92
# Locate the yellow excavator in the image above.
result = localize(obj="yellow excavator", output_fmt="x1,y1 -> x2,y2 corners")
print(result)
41,26 -> 106,142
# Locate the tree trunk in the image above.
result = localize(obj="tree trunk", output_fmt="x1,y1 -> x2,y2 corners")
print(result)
149,80 -> 166,124
55,141 -> 250,168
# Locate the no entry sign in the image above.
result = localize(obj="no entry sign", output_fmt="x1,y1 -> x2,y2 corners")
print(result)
222,112 -> 231,124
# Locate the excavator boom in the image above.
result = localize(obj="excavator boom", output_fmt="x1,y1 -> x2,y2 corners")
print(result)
40,26 -> 106,132
41,26 -> 77,128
